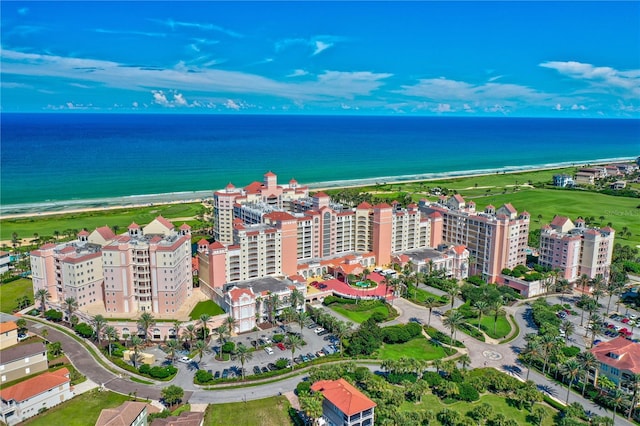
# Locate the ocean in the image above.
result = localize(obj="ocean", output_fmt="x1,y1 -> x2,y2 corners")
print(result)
1,113 -> 639,214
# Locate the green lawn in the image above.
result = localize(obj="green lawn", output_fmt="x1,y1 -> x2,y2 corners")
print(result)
409,286 -> 448,306
329,301 -> 395,324
204,395 -> 293,426
468,315 -> 512,339
1,203 -> 205,241
22,390 -> 132,426
0,278 -> 34,313
400,393 -> 557,426
376,336 -> 451,361
189,300 -> 226,320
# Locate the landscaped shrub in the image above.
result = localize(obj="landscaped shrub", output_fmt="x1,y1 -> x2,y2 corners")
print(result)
456,382 -> 480,402
275,358 -> 289,369
74,322 -> 93,338
423,371 -> 443,386
387,372 -> 417,384
221,342 -> 235,353
322,295 -> 356,306
466,275 -> 486,286
561,346 -> 581,358
111,342 -> 126,357
44,309 -> 63,322
195,369 -> 213,384
346,318 -> 382,356
370,311 -> 387,323
381,323 -> 422,344
272,334 -> 284,343
424,326 -> 465,348
138,364 -> 151,374
149,366 -> 172,379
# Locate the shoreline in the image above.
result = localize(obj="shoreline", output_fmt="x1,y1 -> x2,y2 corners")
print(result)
1,156 -> 636,220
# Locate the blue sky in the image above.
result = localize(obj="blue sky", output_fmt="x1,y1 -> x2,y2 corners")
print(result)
1,1 -> 639,117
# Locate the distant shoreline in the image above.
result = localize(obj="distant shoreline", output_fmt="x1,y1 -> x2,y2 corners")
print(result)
1,156 -> 636,220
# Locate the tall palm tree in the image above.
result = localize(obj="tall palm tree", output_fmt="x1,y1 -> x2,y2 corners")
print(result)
225,316 -> 236,338
104,326 -> 119,357
560,320 -> 575,345
491,297 -> 505,336
290,288 -> 304,311
165,339 -> 180,365
577,351 -> 599,396
333,321 -> 351,357
233,344 -> 253,379
447,284 -> 460,310
578,294 -> 592,326
93,314 -> 107,345
192,340 -> 209,366
521,339 -> 542,380
424,296 -> 438,326
296,311 -> 310,337
199,314 -> 211,341
458,354 -> 471,371
35,289 -> 50,316
182,324 -> 197,348
609,389 -> 626,423
130,336 -> 144,368
540,334 -> 559,375
287,334 -> 303,369
137,312 -> 156,344
266,292 -> 280,325
443,309 -> 465,343
472,300 -> 489,332
627,373 -> 640,420
64,297 -> 78,325
577,274 -> 590,294
171,320 -> 182,340
560,359 -> 581,403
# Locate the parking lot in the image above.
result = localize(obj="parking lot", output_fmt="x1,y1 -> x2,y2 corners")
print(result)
171,320 -> 342,381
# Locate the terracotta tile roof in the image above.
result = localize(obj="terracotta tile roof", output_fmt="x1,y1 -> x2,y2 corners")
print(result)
453,194 -> 465,203
452,245 -> 467,255
264,171 -> 276,177
226,182 -> 235,189
155,215 -> 175,230
96,401 -> 149,426
197,239 -> 209,246
313,192 -> 329,198
311,378 -> 376,416
373,203 -> 391,209
501,203 -> 516,213
244,181 -> 264,194
601,226 -> 615,233
229,287 -> 254,302
78,230 -> 89,236
0,368 -> 69,403
128,222 -> 140,229
289,178 -> 298,184
180,223 -> 191,230
550,216 -> 569,227
0,321 -> 18,333
428,211 -> 442,218
485,204 -> 495,209
590,337 -> 640,374
95,226 -> 116,240
151,411 -> 204,426
265,211 -> 296,221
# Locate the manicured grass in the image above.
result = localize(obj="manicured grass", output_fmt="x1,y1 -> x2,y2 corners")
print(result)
189,300 -> 225,320
329,301 -> 395,324
376,336 -> 450,361
400,393 -> 556,426
409,286 -> 448,306
468,315 -> 512,339
22,390 -> 132,426
204,395 -> 293,426
1,203 -> 205,241
0,278 -> 33,313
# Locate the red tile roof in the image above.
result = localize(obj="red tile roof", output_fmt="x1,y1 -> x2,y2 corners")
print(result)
180,223 -> 191,230
356,202 -> 372,209
0,368 -> 69,402
155,215 -> 175,230
229,287 -> 254,302
601,226 -> 615,233
311,378 -> 376,416
590,337 -> 640,374
550,216 -> 570,227
95,226 -> 116,240
265,211 -> 296,221
313,192 -> 329,198
128,222 -> 140,229
198,239 -> 209,246
501,203 -> 516,213
0,321 -> 18,333
264,171 -> 276,177
78,230 -> 89,236
428,211 -> 442,218
453,194 -> 465,203
452,245 -> 467,255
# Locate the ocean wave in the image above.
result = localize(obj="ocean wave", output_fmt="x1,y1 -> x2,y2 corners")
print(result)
1,156 -> 637,216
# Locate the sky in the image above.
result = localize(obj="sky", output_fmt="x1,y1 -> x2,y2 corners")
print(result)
1,1 -> 639,117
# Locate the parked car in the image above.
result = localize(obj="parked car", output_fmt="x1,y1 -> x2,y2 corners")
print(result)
222,369 -> 229,379
263,337 -> 272,344
314,327 -> 325,334
294,356 -> 303,364
317,330 -> 329,336
253,366 -> 261,375
276,342 -> 286,351
214,371 -> 221,379
261,366 -> 269,374
178,356 -> 191,363
264,346 -> 274,355
307,352 -> 316,360
307,323 -> 318,329
316,350 -> 325,357
301,354 -> 309,362
267,363 -> 278,371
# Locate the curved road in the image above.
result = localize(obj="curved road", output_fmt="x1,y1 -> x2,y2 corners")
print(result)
28,288 -> 634,424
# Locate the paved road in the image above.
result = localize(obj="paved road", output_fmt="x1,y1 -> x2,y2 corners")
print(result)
27,288 -> 637,424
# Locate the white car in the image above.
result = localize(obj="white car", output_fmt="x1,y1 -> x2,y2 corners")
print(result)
314,327 -> 325,334
178,356 -> 191,363
264,347 -> 274,355
263,337 -> 272,344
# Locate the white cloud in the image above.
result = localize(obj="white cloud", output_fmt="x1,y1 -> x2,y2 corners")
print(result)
433,103 -> 453,113
540,60 -> 640,97
224,99 -> 241,110
571,104 -> 587,110
287,69 -> 309,77
152,90 -> 193,107
313,41 -> 332,56
132,101 -> 139,108
95,28 -> 166,38
150,19 -> 243,38
554,103 -> 563,111
488,75 -> 503,82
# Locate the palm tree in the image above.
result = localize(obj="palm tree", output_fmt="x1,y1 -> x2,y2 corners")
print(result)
287,334 -> 303,369
610,389 -> 626,423
560,320 -> 575,345
266,292 -> 279,325
232,344 -> 253,379
458,354 -> 471,371
182,324 -> 197,348
296,311 -> 310,337
540,334 -> 559,375
443,309 -> 465,343
137,312 -> 156,344
35,289 -> 50,316
447,284 -> 460,309
63,297 -> 78,325
577,274 -> 590,294
560,359 -> 581,403
577,351 -> 599,395
104,326 -> 119,357
93,314 -> 107,345
171,320 -> 182,340
578,294 -> 592,326
424,296 -> 438,326
280,307 -> 296,325
225,316 -> 236,339
290,288 -> 304,311
627,373 -> 640,420
198,314 -> 211,341
333,321 -> 351,357
215,324 -> 227,346
165,339 -> 180,365
521,339 -> 542,380
491,297 -> 505,336
192,340 -> 209,366
472,300 -> 489,332
130,336 -> 144,368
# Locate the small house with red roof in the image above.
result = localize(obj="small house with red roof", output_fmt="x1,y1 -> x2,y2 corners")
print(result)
0,321 -> 19,350
590,337 -> 640,390
311,378 -> 376,426
0,368 -> 73,425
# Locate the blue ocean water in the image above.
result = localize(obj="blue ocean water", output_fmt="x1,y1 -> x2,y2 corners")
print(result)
1,113 -> 639,213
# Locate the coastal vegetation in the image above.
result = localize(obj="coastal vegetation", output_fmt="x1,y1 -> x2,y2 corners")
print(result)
322,296 -> 397,324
